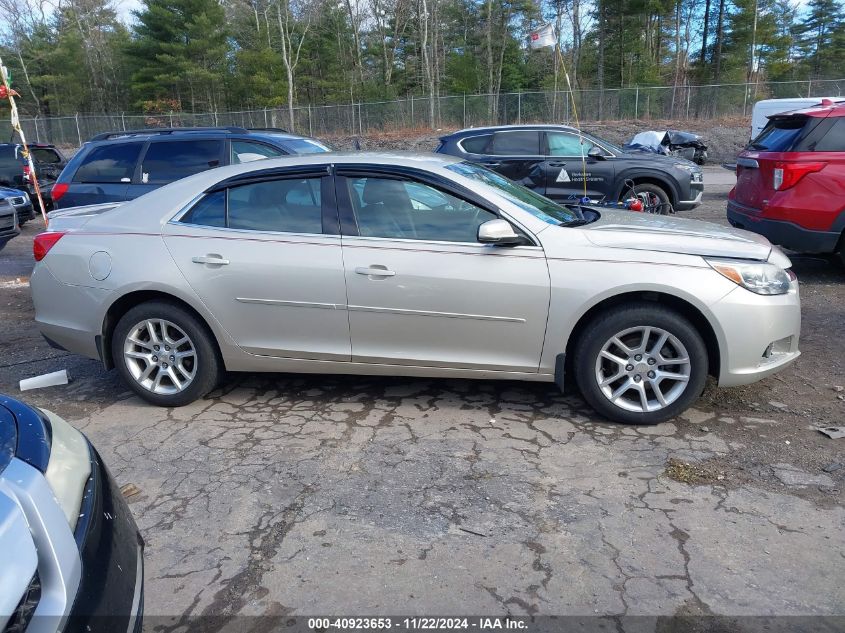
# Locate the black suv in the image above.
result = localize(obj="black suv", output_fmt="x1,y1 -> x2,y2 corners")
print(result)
436,125 -> 704,210
52,127 -> 331,209
0,142 -> 67,214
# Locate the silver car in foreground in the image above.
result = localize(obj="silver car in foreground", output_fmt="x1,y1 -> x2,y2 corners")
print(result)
32,153 -> 800,424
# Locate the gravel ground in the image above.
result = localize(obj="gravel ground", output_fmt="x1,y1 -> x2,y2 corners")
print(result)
0,167 -> 843,625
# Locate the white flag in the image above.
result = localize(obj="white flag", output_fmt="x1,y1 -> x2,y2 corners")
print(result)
529,24 -> 556,49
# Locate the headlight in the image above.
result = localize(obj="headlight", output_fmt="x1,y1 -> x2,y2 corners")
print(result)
41,409 -> 92,530
674,163 -> 703,181
706,258 -> 793,295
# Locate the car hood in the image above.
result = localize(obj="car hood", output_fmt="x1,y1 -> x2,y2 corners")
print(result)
0,187 -> 27,197
617,150 -> 697,167
581,210 -> 774,261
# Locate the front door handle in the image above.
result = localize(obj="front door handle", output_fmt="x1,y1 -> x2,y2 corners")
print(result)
483,161 -> 502,167
192,254 -> 230,265
547,161 -> 567,167
355,266 -> 395,277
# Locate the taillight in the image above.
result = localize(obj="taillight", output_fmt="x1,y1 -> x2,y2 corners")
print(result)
33,232 -> 65,261
51,182 -> 69,202
23,165 -> 31,182
773,161 -> 826,191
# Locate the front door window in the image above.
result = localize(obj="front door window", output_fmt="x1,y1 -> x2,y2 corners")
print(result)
345,176 -> 497,242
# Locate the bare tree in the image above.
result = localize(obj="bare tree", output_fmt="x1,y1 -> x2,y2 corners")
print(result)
275,0 -> 312,130
370,0 -> 412,86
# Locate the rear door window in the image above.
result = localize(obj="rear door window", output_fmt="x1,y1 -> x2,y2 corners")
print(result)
142,140 -> 223,184
228,178 -> 323,233
73,142 -> 144,183
491,131 -> 540,155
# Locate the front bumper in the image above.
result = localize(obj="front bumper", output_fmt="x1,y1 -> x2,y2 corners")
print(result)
0,212 -> 19,240
727,201 -> 840,254
66,448 -> 144,633
675,182 -> 704,211
710,280 -> 801,387
16,201 -> 35,221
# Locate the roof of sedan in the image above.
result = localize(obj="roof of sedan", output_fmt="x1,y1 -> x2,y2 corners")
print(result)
233,150 -> 463,170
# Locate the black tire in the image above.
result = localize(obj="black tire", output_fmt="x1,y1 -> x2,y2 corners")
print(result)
621,182 -> 672,214
111,300 -> 221,407
573,302 -> 708,425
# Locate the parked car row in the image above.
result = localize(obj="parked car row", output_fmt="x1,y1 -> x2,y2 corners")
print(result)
8,114 -> 824,631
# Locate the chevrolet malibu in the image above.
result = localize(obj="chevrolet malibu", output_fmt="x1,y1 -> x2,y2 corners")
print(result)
32,153 -> 800,425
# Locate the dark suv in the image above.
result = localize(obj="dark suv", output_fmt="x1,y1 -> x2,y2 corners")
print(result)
52,127 -> 331,209
0,142 -> 67,214
436,125 -> 704,210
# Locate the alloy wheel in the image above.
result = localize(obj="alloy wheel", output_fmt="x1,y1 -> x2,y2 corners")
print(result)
123,319 -> 197,395
594,325 -> 691,413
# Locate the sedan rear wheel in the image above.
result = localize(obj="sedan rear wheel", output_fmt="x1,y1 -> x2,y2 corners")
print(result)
574,303 -> 708,425
112,301 -> 220,407
123,319 -> 197,396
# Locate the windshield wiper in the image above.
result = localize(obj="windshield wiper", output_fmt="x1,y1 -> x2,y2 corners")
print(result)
561,218 -> 590,227
748,142 -> 767,150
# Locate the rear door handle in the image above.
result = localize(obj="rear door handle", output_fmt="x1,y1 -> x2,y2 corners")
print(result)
192,254 -> 230,265
355,266 -> 395,277
547,162 -> 567,167
483,161 -> 502,167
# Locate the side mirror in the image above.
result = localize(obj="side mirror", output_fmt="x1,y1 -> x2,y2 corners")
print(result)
587,146 -> 605,160
477,219 -> 523,246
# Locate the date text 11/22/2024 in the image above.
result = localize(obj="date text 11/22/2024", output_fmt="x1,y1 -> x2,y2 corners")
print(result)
308,618 -> 529,631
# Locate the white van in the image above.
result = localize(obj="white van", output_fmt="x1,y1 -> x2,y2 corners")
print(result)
750,97 -> 842,139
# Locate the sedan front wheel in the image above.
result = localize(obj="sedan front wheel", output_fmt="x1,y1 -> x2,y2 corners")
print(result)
574,303 -> 708,425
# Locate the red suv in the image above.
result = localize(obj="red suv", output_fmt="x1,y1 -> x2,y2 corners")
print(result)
728,99 -> 845,264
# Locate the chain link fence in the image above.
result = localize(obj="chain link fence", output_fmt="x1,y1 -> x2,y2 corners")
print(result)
5,78 -> 844,147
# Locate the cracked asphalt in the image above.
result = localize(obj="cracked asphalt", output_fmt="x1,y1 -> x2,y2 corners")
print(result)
0,167 -> 843,625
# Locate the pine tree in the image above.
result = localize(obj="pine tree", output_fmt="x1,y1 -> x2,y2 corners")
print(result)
128,0 -> 228,112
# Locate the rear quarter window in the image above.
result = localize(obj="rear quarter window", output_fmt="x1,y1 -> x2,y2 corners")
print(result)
458,134 -> 493,154
814,117 -> 845,152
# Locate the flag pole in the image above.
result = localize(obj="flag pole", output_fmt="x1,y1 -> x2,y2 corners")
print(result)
554,46 -> 588,200
0,57 -> 48,226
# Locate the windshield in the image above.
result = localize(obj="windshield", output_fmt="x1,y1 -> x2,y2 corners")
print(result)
281,139 -> 331,154
445,161 -> 580,225
587,134 -> 624,154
